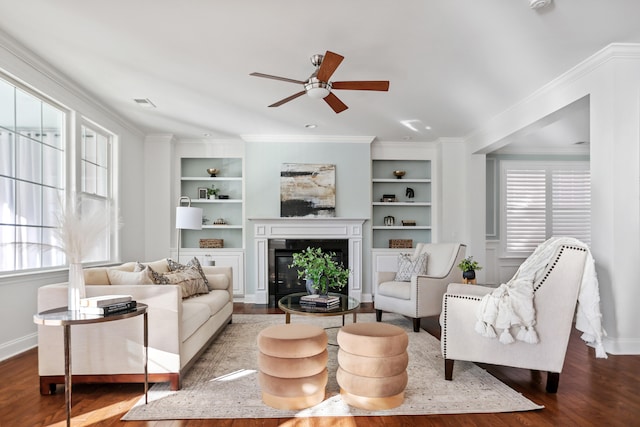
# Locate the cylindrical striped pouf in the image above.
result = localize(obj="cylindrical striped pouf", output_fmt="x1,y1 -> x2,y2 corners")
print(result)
257,323 -> 328,410
336,322 -> 409,410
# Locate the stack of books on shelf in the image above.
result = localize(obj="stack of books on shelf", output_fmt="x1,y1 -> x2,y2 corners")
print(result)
299,294 -> 340,310
79,294 -> 136,315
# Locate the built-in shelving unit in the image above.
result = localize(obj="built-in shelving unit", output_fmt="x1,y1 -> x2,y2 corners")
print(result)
180,157 -> 244,249
371,159 -> 432,248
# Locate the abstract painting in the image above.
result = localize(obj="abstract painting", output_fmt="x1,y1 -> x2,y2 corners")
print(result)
280,163 -> 336,217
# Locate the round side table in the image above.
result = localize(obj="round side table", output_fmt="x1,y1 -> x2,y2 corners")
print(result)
34,304 -> 148,427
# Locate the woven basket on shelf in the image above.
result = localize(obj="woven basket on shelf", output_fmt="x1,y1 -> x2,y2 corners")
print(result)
199,239 -> 223,248
389,239 -> 413,249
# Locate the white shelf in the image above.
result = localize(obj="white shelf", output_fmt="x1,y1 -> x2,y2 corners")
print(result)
372,202 -> 431,206
372,178 -> 431,183
372,226 -> 431,230
202,225 -> 243,229
181,176 -> 242,181
191,199 -> 242,204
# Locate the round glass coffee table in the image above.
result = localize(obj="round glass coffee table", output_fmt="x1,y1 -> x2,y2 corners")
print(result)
278,292 -> 360,325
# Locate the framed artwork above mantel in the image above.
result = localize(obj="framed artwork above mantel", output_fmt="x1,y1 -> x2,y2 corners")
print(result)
280,163 -> 336,218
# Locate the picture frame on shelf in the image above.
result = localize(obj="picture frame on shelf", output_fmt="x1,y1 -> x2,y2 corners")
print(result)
198,187 -> 208,199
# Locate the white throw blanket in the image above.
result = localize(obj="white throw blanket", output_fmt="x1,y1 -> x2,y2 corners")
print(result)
475,237 -> 608,358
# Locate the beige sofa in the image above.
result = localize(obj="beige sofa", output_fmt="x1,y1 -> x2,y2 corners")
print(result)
36,259 -> 233,394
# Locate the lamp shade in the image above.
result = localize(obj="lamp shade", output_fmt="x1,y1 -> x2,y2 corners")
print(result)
176,206 -> 203,230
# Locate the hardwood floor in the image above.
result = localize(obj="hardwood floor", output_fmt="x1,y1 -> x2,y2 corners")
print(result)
2,303 -> 638,426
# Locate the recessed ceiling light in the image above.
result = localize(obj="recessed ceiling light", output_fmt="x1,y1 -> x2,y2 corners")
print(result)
425,126 -> 432,130
305,124 -> 317,129
133,98 -> 156,108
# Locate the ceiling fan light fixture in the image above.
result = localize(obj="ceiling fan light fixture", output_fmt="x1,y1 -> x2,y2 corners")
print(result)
304,79 -> 331,99
529,0 -> 551,9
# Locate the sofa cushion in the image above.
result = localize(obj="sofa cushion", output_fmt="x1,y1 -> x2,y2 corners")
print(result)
84,267 -> 110,285
207,273 -> 229,291
167,257 -> 209,288
377,281 -> 411,300
107,267 -> 153,285
149,266 -> 209,298
181,301 -> 212,342
133,259 -> 170,273
394,252 -> 428,281
191,290 -> 230,315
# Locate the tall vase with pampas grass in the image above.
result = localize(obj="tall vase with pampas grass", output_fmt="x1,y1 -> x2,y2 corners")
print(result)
54,198 -> 113,311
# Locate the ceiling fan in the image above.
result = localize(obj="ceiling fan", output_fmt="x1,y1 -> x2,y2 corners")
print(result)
250,50 -> 390,113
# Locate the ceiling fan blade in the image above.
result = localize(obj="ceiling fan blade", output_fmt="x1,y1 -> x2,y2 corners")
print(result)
332,81 -> 390,91
317,51 -> 344,82
250,72 -> 305,85
324,92 -> 348,113
268,90 -> 306,107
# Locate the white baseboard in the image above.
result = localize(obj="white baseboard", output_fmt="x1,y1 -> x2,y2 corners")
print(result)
0,333 -> 37,362
603,336 -> 640,355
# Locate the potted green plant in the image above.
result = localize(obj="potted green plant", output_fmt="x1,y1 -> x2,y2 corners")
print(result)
207,185 -> 219,199
290,247 -> 350,295
457,256 -> 482,281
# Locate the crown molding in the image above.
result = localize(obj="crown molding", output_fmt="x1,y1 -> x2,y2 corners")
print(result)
241,135 -> 375,144
0,29 -> 144,139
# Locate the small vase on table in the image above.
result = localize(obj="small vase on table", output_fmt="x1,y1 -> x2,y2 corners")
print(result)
68,263 -> 86,311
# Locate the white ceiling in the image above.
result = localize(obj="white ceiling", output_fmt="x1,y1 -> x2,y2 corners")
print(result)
1,0 -> 639,148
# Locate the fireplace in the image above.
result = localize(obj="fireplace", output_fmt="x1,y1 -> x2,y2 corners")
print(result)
269,239 -> 349,306
251,218 -> 365,305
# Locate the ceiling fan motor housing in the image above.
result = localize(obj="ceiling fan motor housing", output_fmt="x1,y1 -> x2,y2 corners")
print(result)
305,78 -> 332,99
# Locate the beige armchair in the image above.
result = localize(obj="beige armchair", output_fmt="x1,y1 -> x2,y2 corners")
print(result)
440,243 -> 588,393
375,243 -> 466,332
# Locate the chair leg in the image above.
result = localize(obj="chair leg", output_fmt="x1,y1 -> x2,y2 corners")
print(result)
546,372 -> 560,393
375,309 -> 382,322
412,317 -> 421,332
445,359 -> 454,380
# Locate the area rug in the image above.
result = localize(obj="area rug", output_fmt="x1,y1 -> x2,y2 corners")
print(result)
123,313 -> 542,420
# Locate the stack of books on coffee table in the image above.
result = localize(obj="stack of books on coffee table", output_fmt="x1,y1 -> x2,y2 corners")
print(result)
299,294 -> 340,309
79,295 -> 136,315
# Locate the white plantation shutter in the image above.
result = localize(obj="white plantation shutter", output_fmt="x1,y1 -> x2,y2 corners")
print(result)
501,161 -> 590,257
505,169 -> 547,254
552,169 -> 591,245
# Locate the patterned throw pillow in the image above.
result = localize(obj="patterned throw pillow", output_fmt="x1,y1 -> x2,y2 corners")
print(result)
148,265 -> 209,298
394,252 -> 428,282
167,257 -> 209,288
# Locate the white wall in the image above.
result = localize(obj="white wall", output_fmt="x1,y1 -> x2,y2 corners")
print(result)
243,138 -> 373,302
0,33 -> 147,361
467,44 -> 640,355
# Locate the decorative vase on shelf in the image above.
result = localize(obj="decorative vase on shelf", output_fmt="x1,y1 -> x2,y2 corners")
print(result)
68,263 -> 86,311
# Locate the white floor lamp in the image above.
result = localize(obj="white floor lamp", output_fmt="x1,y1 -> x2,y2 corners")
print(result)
176,196 -> 202,262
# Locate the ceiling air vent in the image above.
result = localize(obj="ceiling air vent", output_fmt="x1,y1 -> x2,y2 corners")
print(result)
133,98 -> 156,108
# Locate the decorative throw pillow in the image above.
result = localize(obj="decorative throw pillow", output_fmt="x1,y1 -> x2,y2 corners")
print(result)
394,252 -> 428,282
107,267 -> 153,285
167,257 -> 209,288
148,266 -> 209,298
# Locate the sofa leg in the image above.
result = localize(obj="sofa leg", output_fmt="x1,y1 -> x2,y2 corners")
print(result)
445,359 -> 454,380
412,317 -> 421,332
546,372 -> 560,393
375,309 -> 382,322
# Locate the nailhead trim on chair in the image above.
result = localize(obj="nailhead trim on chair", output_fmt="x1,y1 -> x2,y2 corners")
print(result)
442,244 -> 586,358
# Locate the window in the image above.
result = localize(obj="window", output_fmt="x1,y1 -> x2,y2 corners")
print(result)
0,78 -> 66,272
79,123 -> 114,263
500,160 -> 590,257
0,75 -> 116,273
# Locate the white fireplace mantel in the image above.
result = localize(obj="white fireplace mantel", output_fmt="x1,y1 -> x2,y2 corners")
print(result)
250,218 -> 367,304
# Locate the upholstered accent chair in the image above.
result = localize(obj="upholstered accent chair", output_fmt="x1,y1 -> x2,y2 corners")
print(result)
375,243 -> 466,332
440,244 -> 588,393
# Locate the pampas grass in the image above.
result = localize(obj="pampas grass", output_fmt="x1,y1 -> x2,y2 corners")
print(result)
53,198 -> 115,263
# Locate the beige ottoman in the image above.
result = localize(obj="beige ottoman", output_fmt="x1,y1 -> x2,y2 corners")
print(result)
336,322 -> 409,410
257,323 -> 328,410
